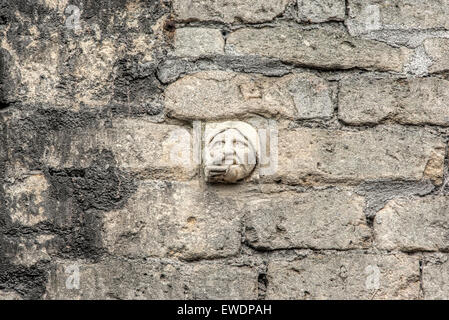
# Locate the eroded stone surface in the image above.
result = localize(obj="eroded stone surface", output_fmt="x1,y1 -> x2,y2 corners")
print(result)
174,28 -> 224,58
422,254 -> 449,299
0,290 -> 23,300
0,1 -> 167,109
227,27 -> 411,72
172,0 -> 292,23
44,119 -> 197,180
347,0 -> 449,35
8,235 -> 54,267
375,197 -> 449,251
423,38 -> 449,74
165,71 -> 334,120
297,0 -> 346,23
4,174 -> 50,227
244,189 -> 371,250
102,180 -> 243,260
339,76 -> 449,126
44,258 -> 258,299
267,252 -> 420,299
275,127 -> 445,184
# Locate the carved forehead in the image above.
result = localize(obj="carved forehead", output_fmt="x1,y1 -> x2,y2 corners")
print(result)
204,121 -> 259,151
208,128 -> 247,143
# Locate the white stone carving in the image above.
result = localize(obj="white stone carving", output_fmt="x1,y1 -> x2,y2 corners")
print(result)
203,121 -> 258,183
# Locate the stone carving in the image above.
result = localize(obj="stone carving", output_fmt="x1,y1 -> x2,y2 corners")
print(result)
203,121 -> 258,183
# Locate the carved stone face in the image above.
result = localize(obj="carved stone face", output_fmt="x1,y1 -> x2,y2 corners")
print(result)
204,121 -> 258,183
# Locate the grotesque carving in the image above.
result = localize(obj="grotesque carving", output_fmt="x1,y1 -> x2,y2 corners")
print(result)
203,121 -> 258,183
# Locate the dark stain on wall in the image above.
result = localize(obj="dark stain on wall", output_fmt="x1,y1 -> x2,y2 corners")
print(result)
0,107 -> 137,298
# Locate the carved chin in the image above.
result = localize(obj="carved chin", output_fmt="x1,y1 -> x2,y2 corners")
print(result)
205,164 -> 254,183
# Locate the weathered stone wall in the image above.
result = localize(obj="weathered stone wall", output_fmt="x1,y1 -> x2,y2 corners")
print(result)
1,0 -> 449,300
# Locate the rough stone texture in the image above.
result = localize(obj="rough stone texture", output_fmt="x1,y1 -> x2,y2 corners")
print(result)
44,258 -> 258,299
0,0 -> 167,110
266,252 -> 421,299
174,28 -> 225,58
347,0 -> 449,35
3,235 -> 53,268
226,26 -> 411,72
4,174 -> 50,227
297,0 -> 346,23
3,112 -> 194,179
244,189 -> 371,250
356,180 -> 435,219
0,290 -> 23,300
375,197 -> 449,252
41,118 -> 197,179
102,180 -> 243,260
172,0 -> 293,23
275,127 -> 445,185
422,254 -> 449,300
165,70 -> 334,120
423,38 -> 449,74
339,76 -> 449,126
0,48 -> 20,106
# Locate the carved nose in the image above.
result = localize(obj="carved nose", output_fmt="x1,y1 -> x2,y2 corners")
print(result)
223,140 -> 234,156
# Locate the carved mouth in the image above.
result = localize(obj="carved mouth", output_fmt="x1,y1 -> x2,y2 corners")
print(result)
211,155 -> 242,165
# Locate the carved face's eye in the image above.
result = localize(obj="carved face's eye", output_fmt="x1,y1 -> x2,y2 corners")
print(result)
234,140 -> 246,148
213,140 -> 225,148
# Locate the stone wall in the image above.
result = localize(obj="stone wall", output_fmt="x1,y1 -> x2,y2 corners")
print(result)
1,0 -> 449,300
